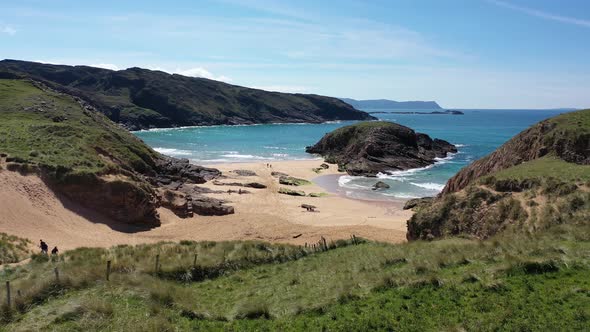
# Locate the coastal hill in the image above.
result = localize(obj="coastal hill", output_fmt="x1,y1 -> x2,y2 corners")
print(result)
0,79 -> 232,225
0,80 -> 588,330
407,109 -> 590,240
0,60 -> 376,130
306,121 -> 456,176
340,98 -> 442,110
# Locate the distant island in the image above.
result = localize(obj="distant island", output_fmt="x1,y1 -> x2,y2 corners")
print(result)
340,98 -> 442,110
369,110 -> 464,115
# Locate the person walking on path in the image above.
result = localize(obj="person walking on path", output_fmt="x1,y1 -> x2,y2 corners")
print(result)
51,246 -> 59,256
40,239 -> 48,254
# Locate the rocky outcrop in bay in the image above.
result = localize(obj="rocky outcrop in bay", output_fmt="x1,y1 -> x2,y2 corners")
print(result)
305,121 -> 457,176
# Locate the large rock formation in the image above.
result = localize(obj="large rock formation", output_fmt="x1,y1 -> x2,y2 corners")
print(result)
407,109 -> 590,241
305,121 -> 457,176
0,60 -> 376,130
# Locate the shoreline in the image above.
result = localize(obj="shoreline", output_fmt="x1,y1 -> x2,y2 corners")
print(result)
202,159 -> 413,229
131,120 -> 353,133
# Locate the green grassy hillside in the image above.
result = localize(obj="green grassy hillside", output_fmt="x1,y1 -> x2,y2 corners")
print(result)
0,79 -> 160,176
1,223 -> 588,330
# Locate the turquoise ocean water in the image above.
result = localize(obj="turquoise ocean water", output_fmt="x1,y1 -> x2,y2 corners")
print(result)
134,109 -> 568,201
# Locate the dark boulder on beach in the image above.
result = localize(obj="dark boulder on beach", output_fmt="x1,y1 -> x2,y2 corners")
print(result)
372,181 -> 390,190
305,121 -> 457,176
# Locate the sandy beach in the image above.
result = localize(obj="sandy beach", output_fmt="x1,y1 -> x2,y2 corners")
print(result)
0,159 -> 412,251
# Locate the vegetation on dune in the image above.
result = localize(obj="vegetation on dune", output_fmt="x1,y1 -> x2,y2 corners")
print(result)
0,234 -> 32,265
1,223 -> 588,330
408,161 -> 590,240
488,155 -> 590,182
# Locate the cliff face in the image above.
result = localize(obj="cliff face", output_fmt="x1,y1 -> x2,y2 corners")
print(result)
305,121 -> 457,176
0,60 -> 376,130
442,110 -> 590,194
407,109 -> 590,241
0,79 -> 230,226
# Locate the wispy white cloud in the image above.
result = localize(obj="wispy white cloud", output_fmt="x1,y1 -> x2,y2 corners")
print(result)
251,85 -> 311,93
89,63 -> 119,70
29,59 -> 232,82
173,67 -> 232,82
488,0 -> 590,28
1,24 -> 16,35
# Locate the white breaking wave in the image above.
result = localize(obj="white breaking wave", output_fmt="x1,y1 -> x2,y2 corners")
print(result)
338,176 -> 371,189
220,154 -> 274,160
377,164 -> 435,179
391,193 -> 421,199
434,152 -> 457,164
410,182 -> 445,191
154,147 -> 192,156
263,146 -> 288,150
454,144 -> 467,147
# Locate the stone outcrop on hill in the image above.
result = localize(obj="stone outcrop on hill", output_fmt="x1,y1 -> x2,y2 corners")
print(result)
305,121 -> 456,176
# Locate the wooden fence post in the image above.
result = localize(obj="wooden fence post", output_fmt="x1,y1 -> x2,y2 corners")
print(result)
155,254 -> 160,274
5,281 -> 10,308
106,260 -> 111,281
54,267 -> 60,283
193,254 -> 198,268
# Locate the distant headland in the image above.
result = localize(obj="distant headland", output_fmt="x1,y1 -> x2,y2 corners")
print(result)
368,110 -> 464,115
340,98 -> 442,110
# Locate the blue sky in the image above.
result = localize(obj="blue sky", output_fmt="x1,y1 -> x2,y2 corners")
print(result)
1,0 -> 589,108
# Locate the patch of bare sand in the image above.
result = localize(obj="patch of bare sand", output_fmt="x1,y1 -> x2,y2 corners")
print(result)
0,160 -> 411,254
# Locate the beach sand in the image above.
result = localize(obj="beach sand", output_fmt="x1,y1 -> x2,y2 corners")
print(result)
0,160 -> 412,252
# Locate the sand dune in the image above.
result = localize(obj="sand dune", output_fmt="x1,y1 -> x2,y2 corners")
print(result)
0,160 -> 411,253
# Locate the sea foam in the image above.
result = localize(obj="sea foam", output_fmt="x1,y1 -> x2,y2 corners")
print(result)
154,147 -> 192,156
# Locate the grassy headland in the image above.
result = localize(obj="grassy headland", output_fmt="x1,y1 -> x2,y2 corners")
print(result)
0,79 -> 159,176
0,60 -> 376,130
408,109 -> 590,240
